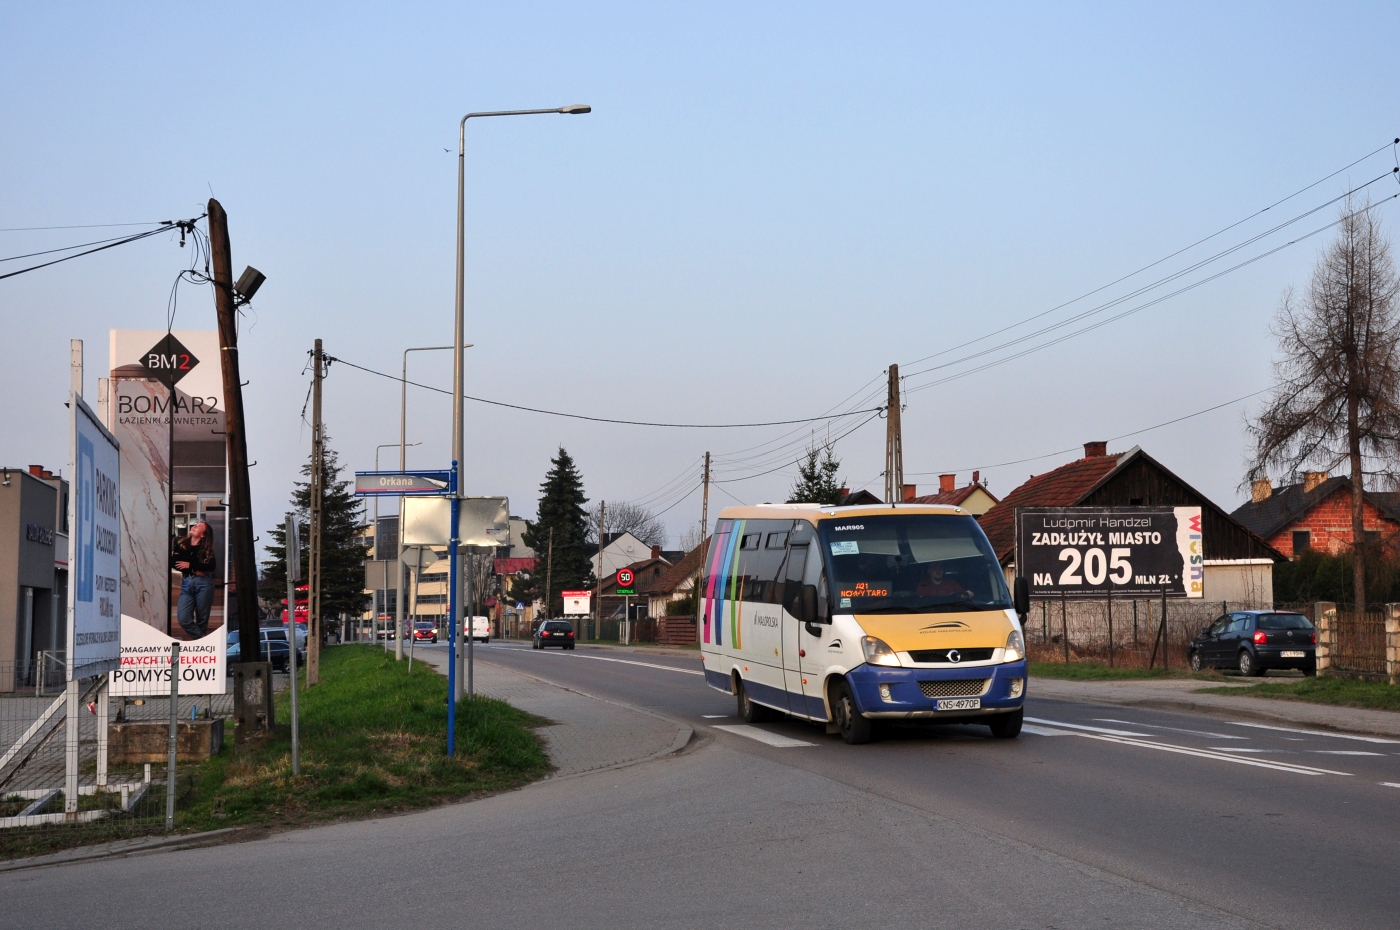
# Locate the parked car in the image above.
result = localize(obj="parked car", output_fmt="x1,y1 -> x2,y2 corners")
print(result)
533,620 -> 575,650
1189,610 -> 1317,677
227,628 -> 303,672
469,616 -> 491,643
412,621 -> 438,643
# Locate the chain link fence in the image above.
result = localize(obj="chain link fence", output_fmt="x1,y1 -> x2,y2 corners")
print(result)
1,660 -> 288,859
1025,598 -> 1268,669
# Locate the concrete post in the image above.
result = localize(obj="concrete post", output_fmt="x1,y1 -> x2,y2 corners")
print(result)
1385,603 -> 1400,686
1315,602 -> 1336,674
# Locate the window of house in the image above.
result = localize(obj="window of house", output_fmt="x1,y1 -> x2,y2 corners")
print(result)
1365,530 -> 1381,545
1292,530 -> 1311,555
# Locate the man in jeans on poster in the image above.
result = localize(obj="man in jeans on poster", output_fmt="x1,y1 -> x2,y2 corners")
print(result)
172,520 -> 216,638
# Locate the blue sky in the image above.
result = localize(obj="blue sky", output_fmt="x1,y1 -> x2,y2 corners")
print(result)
3,2 -> 1398,549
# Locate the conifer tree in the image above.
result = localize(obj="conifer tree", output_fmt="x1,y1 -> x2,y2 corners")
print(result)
260,432 -> 370,619
787,440 -> 845,505
518,447 -> 593,617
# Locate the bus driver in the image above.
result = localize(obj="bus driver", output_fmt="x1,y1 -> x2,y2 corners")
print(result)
916,562 -> 970,599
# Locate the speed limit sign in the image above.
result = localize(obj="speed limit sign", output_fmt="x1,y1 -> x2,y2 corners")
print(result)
616,568 -> 634,588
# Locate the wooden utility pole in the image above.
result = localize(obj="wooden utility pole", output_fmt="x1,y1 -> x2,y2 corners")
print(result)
208,199 -> 262,662
592,501 -> 605,643
884,363 -> 903,505
697,452 -> 710,644
307,339 -> 325,684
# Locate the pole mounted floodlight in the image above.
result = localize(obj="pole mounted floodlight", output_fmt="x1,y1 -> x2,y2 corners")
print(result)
559,104 -> 591,114
233,265 -> 265,304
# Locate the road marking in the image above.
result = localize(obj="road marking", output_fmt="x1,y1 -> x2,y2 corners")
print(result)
1094,718 -> 1246,739
701,715 -> 731,719
1227,721 -> 1399,744
1021,724 -> 1072,736
712,725 -> 816,747
532,650 -> 705,676
1025,718 -> 1153,738
1382,782 -> 1400,788
1312,750 -> 1384,756
1028,717 -> 1352,776
1210,748 -> 1272,753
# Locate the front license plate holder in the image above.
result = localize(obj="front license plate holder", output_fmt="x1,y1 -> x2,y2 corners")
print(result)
936,697 -> 981,711
1280,650 -> 1306,658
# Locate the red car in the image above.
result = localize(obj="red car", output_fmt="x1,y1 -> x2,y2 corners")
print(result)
412,622 -> 438,643
533,620 -> 575,650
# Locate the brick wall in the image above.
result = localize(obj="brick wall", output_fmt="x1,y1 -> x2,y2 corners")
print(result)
1268,488 -> 1399,557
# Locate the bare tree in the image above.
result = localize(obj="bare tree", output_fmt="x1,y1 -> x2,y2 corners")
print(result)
1248,198 -> 1400,611
678,522 -> 705,553
585,500 -> 665,547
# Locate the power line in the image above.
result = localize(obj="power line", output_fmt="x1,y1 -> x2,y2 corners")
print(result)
713,409 -> 883,484
0,219 -> 200,281
325,354 -> 884,428
0,220 -> 168,232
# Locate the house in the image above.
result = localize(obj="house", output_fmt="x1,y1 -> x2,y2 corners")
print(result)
1230,472 -> 1400,559
591,531 -> 663,579
838,489 -> 883,506
977,441 -> 1282,603
597,554 -> 671,620
641,540 -> 708,619
906,472 -> 1000,516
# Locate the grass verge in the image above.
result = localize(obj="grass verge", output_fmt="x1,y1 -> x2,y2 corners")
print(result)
0,645 -> 548,861
1197,676 -> 1400,713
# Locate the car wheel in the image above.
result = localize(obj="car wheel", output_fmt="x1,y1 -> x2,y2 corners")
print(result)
566,643 -> 575,650
1304,666 -> 1317,677
1238,649 -> 1261,677
988,709 -> 1023,739
484,637 -> 490,644
736,677 -> 769,723
1189,650 -> 1204,673
831,678 -> 872,745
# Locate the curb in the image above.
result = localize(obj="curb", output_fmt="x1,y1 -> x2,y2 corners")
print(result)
0,827 -> 242,874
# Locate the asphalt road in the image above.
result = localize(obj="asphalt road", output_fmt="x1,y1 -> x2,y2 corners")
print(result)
5,641 -> 1397,929
472,640 -> 1400,929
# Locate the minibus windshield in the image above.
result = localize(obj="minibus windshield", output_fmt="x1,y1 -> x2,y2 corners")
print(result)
819,514 -> 1011,613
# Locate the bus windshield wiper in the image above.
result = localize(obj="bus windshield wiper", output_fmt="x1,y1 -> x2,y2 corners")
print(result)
916,601 -> 1001,612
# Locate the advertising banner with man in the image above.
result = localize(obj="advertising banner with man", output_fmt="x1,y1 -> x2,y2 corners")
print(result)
67,394 -> 121,679
1015,506 -> 1204,599
108,329 -> 227,694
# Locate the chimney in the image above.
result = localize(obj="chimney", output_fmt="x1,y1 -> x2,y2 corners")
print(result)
28,465 -> 43,477
41,470 -> 53,480
651,544 -> 661,560
1251,478 -> 1272,503
837,487 -> 849,500
939,474 -> 956,494
972,470 -> 980,486
902,484 -> 917,502
1303,470 -> 1329,493
1084,441 -> 1107,458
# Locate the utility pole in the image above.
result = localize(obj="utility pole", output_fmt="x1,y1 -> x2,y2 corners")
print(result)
697,452 -> 710,645
884,363 -> 903,505
307,339 -> 325,685
209,199 -> 262,662
543,528 -> 554,621
592,501 -> 605,643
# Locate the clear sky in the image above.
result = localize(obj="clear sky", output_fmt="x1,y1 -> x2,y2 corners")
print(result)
3,2 -> 1398,553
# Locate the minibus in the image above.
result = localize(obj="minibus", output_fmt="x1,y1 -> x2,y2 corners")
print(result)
700,503 -> 1028,744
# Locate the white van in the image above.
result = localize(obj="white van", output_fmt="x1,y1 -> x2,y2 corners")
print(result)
700,503 -> 1027,744
468,616 -> 491,643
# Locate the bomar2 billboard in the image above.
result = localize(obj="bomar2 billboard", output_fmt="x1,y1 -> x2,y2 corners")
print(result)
1014,507 -> 1203,599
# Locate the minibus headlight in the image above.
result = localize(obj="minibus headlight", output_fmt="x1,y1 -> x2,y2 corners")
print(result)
861,636 -> 901,667
1004,629 -> 1026,663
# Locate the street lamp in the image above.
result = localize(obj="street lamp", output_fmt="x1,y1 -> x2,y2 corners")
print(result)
450,103 -> 591,718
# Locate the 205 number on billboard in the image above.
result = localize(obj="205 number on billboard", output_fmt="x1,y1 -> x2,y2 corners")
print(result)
1014,506 -> 1203,599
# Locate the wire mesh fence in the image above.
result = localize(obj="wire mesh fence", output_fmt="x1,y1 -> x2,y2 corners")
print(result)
1025,597 -> 1269,669
1,661 -> 289,859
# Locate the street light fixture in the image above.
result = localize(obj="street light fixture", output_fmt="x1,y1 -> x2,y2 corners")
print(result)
451,102 -> 591,718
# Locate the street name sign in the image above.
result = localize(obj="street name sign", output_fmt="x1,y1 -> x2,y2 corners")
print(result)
355,470 -> 452,496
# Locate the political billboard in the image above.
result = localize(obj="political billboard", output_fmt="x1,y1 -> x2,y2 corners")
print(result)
67,393 -> 121,679
1014,506 -> 1204,599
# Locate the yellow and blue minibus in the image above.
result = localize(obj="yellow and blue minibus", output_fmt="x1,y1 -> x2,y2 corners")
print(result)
700,502 -> 1027,743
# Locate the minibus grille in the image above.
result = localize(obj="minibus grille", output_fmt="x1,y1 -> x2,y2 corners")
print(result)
909,648 -> 995,664
918,679 -> 990,698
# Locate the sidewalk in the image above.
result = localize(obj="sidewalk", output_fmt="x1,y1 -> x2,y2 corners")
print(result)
1033,676 -> 1400,739
415,649 -> 692,776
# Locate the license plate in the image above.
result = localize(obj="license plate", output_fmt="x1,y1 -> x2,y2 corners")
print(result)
936,698 -> 981,711
1281,650 -> 1305,658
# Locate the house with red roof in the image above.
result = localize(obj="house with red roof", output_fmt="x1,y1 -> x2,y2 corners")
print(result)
906,472 -> 999,516
977,441 -> 1282,604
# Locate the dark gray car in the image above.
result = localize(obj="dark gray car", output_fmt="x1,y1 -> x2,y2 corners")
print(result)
1189,610 -> 1316,676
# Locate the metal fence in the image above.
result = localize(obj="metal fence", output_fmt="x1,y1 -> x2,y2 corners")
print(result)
1026,598 -> 1261,670
1,660 -> 288,860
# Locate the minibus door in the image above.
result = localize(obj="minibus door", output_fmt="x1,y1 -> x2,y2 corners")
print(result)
780,543 -> 811,716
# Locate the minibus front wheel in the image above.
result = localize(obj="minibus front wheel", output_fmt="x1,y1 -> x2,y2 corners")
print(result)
831,678 -> 873,745
735,675 -> 771,723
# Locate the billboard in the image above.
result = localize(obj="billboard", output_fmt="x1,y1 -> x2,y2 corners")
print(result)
1014,506 -> 1204,599
67,393 -> 121,679
561,591 -> 592,616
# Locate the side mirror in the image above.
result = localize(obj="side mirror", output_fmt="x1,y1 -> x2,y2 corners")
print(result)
1013,576 -> 1030,619
1201,626 -> 1212,637
800,585 -> 817,625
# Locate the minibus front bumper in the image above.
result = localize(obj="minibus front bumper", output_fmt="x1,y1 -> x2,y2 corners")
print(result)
846,660 -> 1027,719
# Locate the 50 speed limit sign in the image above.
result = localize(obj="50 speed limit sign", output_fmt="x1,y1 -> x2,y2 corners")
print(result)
616,568 -> 634,588
1014,506 -> 1203,599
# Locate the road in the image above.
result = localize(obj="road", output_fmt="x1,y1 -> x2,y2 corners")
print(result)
473,640 -> 1400,929
5,640 -> 1398,929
